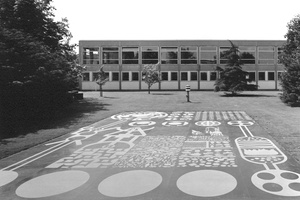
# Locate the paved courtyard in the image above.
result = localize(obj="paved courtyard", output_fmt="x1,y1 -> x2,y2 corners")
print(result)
1,111 -> 300,199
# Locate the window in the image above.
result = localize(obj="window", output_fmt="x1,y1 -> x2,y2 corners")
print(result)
92,72 -> 99,81
258,72 -> 266,80
220,47 -> 231,64
210,72 -> 217,81
200,72 -> 208,81
82,73 -> 90,81
112,72 -> 119,81
161,47 -> 178,64
171,72 -> 178,81
191,72 -> 198,81
247,72 -> 256,82
122,72 -> 129,81
258,47 -> 275,64
200,46 -> 217,64
268,72 -> 275,81
132,72 -> 139,81
142,47 -> 159,64
161,72 -> 169,81
240,46 -> 256,64
103,47 -> 119,64
83,48 -> 99,64
181,72 -> 188,81
122,47 -> 139,64
181,46 -> 197,64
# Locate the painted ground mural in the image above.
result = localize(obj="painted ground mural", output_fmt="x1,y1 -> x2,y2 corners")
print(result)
0,111 -> 300,199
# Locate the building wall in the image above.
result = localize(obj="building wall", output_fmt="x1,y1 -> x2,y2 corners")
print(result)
79,40 -> 285,91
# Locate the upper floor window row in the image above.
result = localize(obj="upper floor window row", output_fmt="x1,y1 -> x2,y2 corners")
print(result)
83,46 -> 282,65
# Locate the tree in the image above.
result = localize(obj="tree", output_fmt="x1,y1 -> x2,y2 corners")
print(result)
95,66 -> 109,97
215,41 -> 254,95
0,0 -> 80,121
142,63 -> 161,94
279,15 -> 300,106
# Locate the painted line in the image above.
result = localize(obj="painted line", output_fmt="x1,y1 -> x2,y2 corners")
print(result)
0,141 -> 72,171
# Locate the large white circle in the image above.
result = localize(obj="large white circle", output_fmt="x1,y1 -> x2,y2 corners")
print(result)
177,170 -> 237,197
0,170 -> 18,187
98,170 -> 162,197
16,170 -> 89,198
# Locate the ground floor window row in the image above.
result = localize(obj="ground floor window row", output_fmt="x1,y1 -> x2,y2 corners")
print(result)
82,71 -> 283,82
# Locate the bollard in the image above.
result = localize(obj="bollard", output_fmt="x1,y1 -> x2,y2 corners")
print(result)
185,85 -> 191,102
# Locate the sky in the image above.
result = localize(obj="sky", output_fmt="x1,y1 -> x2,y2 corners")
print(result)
52,0 -> 300,48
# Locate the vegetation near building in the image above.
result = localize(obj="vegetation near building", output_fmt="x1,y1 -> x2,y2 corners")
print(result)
214,41 -> 257,95
279,15 -> 300,106
0,0 -> 80,121
142,63 -> 161,94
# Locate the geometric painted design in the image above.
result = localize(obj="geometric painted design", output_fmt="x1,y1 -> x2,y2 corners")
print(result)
114,136 -> 185,168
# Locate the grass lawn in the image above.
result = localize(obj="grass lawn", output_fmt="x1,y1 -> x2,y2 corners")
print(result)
0,91 -> 300,163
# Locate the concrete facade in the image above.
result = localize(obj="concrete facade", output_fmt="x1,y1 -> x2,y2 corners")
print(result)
79,40 -> 285,91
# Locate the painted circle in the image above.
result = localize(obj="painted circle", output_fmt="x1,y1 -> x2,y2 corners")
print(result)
16,170 -> 89,198
195,121 -> 221,126
177,170 -> 237,197
289,182 -> 300,191
128,121 -> 156,126
252,170 -> 300,196
263,183 -> 283,192
257,172 -> 275,180
0,170 -> 18,187
281,172 -> 299,180
98,170 -> 162,197
227,121 -> 254,126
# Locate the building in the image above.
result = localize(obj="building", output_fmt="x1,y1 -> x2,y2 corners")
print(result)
79,40 -> 285,91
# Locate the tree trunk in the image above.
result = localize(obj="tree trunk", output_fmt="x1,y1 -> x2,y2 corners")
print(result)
148,85 -> 150,94
100,85 -> 103,97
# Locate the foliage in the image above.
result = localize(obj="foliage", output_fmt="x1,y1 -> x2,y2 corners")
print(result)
95,66 -> 109,86
279,15 -> 300,106
215,41 -> 256,95
0,0 -> 80,121
142,63 -> 161,94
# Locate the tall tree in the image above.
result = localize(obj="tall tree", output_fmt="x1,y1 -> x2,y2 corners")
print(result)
142,63 -> 161,94
279,15 -> 300,106
215,41 -> 253,95
0,0 -> 79,121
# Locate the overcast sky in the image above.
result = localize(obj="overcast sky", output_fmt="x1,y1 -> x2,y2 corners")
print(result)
52,0 -> 300,47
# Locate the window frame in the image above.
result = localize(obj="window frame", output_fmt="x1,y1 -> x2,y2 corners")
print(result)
142,46 -> 159,64
180,46 -> 198,64
161,47 -> 178,64
122,47 -> 139,64
258,46 -> 275,65
83,47 -> 100,65
200,46 -> 217,64
102,47 -> 119,64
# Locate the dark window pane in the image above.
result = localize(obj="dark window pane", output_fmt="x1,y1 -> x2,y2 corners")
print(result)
268,72 -> 275,80
201,72 -> 208,81
161,60 -> 178,64
161,72 -> 168,81
171,72 -> 178,81
181,52 -> 197,59
210,72 -> 217,81
142,60 -> 159,64
122,72 -> 129,81
82,73 -> 90,81
191,72 -> 198,81
132,72 -> 139,81
181,60 -> 197,64
112,72 -> 119,81
181,72 -> 188,81
142,52 -> 158,59
122,60 -> 138,64
248,72 -> 256,82
259,72 -> 265,80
